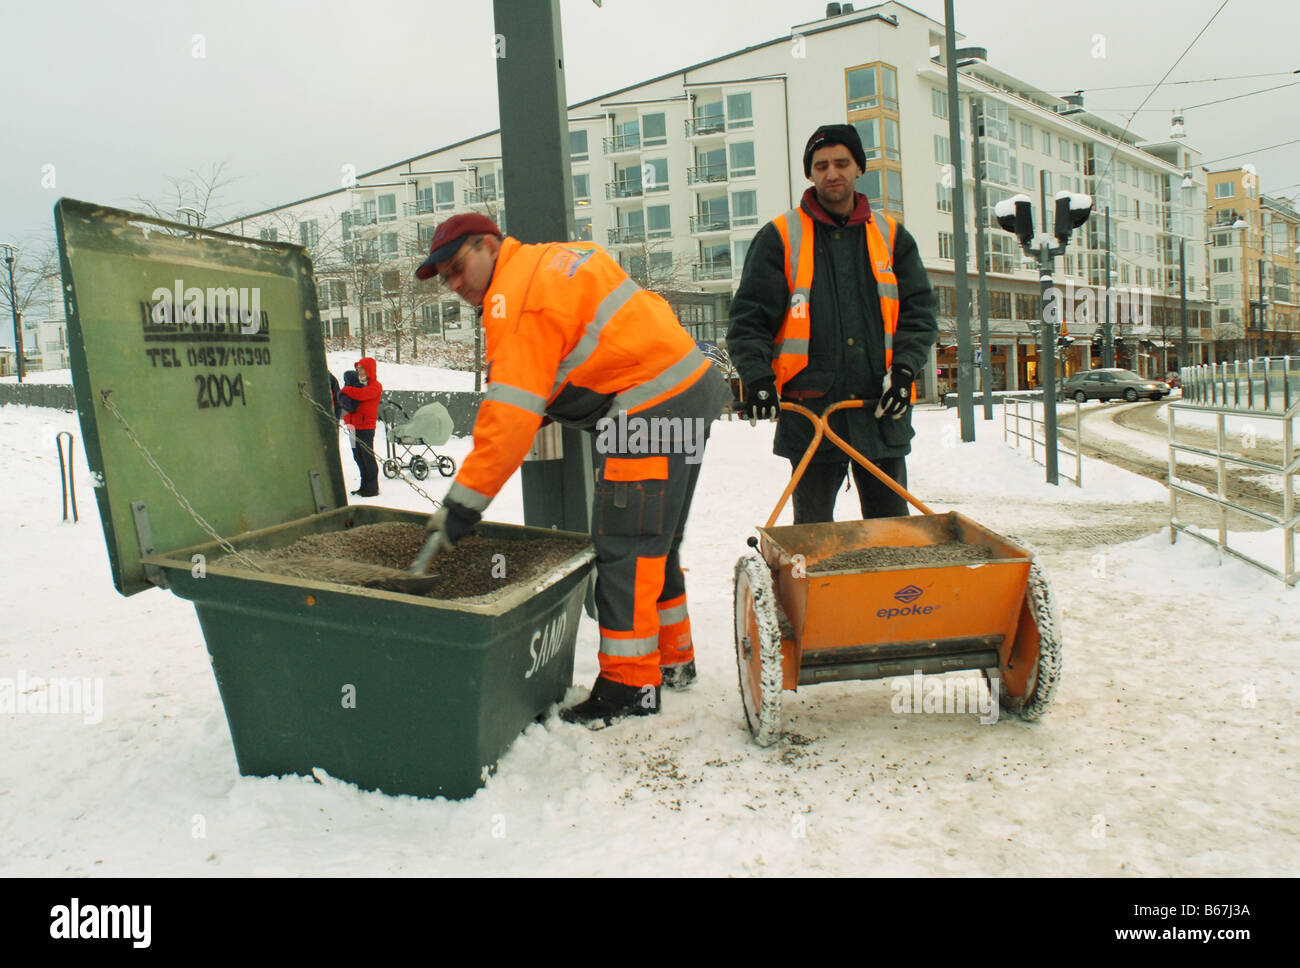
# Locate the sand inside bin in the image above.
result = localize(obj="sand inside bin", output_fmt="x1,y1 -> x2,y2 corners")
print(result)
220,522 -> 587,600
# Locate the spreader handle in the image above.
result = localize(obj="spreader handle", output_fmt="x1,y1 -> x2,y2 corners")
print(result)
764,400 -> 933,528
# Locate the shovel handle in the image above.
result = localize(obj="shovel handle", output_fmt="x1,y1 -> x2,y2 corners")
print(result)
764,399 -> 933,528
409,530 -> 445,575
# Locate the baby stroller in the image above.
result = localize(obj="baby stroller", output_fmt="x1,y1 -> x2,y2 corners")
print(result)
378,399 -> 457,481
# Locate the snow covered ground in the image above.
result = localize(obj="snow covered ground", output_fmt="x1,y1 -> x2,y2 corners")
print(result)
1,391 -> 1296,877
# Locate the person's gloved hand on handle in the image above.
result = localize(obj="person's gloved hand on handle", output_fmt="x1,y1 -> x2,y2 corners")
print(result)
874,364 -> 914,420
739,375 -> 780,424
420,499 -> 481,561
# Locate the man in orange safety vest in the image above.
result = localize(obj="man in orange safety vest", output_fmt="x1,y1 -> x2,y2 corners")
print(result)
414,214 -> 732,728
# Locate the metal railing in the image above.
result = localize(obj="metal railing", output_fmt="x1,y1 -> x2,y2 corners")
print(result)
605,181 -> 643,200
685,115 -> 726,137
689,214 -> 731,234
691,261 -> 732,282
687,165 -> 728,185
1002,393 -> 1083,486
1168,358 -> 1298,586
602,133 -> 641,153
606,226 -> 646,246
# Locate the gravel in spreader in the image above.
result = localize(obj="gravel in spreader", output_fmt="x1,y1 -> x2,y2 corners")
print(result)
222,522 -> 587,600
808,541 -> 996,572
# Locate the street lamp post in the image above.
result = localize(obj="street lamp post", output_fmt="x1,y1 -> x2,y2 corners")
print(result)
1,242 -> 23,382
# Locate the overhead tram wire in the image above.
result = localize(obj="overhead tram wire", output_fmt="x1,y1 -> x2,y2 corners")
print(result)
1051,70 -> 1298,94
1085,81 -> 1300,114
1091,0 -> 1233,190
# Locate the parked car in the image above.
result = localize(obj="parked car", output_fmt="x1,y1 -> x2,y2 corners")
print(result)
1059,368 -> 1171,403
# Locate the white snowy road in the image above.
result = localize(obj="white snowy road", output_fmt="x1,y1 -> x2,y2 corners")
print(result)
1,398 -> 1296,876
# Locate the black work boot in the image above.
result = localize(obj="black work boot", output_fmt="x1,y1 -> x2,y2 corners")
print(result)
559,676 -> 661,729
660,660 -> 697,689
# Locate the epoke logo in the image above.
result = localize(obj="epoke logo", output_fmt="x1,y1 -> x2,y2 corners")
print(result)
879,585 -> 937,620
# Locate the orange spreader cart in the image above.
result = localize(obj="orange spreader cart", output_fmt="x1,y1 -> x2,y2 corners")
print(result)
734,400 -> 1062,745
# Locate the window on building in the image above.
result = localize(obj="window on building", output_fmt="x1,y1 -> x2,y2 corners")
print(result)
1021,123 -> 1033,149
728,142 -> 756,178
646,204 -> 672,238
644,157 -> 670,191
881,65 -> 898,110
649,251 -> 674,284
259,227 -> 278,242
934,134 -> 950,165
1118,162 -> 1128,184
298,220 -> 319,247
932,88 -> 948,118
854,118 -> 881,161
381,233 -> 398,257
858,168 -> 882,203
883,118 -> 900,161
1213,257 -> 1234,273
1058,138 -> 1069,161
1041,130 -> 1051,154
1214,182 -> 1234,199
731,190 -> 758,227
1014,293 -> 1037,320
643,113 -> 667,145
725,93 -> 752,129
435,181 -> 455,211
1143,170 -> 1153,192
934,285 -> 956,316
885,170 -> 903,210
573,217 -> 592,242
937,183 -> 953,213
573,173 -> 590,205
378,195 -> 396,222
570,129 -> 589,161
846,65 -> 878,111
938,231 -> 954,260
1073,143 -> 1081,172
732,238 -> 752,269
989,290 -> 1011,319
1119,229 -> 1129,250
1022,162 -> 1033,188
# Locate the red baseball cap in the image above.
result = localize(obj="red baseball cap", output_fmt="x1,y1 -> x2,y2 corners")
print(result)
414,213 -> 503,280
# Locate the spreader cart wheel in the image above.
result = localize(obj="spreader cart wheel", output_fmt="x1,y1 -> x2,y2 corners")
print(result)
996,557 -> 1063,720
734,554 -> 783,746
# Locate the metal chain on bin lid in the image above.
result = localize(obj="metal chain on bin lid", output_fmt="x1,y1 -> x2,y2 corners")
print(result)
297,383 -> 443,509
99,390 -> 265,572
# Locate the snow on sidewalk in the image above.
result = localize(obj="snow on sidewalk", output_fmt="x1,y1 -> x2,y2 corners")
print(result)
0,401 -> 1295,876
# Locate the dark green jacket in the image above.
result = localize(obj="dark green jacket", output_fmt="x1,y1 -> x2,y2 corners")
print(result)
726,190 -> 938,463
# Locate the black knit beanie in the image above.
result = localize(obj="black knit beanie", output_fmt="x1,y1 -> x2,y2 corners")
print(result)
803,123 -> 867,176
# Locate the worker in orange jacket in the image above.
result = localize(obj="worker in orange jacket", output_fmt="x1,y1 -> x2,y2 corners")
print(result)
414,214 -> 731,728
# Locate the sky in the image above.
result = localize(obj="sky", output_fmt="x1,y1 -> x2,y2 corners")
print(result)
1,0 -> 1297,332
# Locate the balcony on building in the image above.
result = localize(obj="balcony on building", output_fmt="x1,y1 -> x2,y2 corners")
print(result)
605,180 -> 644,202
602,132 -> 642,157
607,226 -> 647,246
465,187 -> 501,206
685,114 -> 726,139
403,199 -> 437,218
687,164 -> 728,188
689,214 -> 731,236
691,259 -> 733,283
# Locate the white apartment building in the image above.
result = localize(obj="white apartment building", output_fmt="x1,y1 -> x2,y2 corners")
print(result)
216,1 -> 1214,392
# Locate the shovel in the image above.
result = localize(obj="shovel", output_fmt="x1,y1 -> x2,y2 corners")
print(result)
374,528 -> 450,595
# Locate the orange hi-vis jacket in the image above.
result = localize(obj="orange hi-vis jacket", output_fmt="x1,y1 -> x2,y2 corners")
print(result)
770,207 -> 911,400
445,237 -> 714,514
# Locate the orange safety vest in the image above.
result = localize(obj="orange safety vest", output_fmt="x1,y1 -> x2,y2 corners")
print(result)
771,208 -> 909,399
446,238 -> 713,514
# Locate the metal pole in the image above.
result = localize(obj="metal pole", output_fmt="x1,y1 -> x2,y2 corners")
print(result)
1103,206 -> 1114,368
495,0 -> 592,536
1039,243 -> 1059,485
3,251 -> 24,383
1258,251 -> 1265,357
1179,237 -> 1188,373
970,98 -> 992,419
944,0 -> 974,442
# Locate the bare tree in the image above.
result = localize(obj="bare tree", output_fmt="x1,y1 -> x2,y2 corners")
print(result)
1,235 -> 62,377
131,160 -> 238,228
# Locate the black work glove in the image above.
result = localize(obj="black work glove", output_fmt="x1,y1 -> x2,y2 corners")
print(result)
425,498 -> 481,552
739,375 -> 780,423
874,364 -> 915,420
